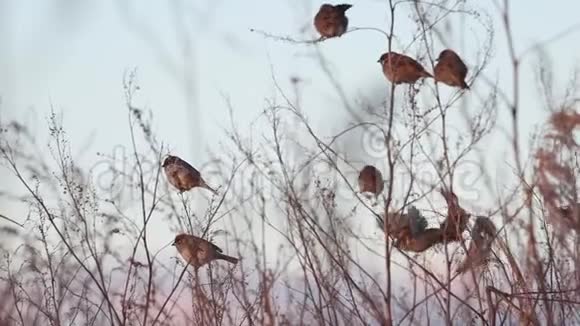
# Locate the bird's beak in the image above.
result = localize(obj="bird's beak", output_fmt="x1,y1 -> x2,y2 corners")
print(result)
171,242 -> 175,246
377,59 -> 381,63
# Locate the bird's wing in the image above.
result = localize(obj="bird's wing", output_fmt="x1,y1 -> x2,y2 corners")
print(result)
446,59 -> 467,78
190,236 -> 224,253
402,55 -> 426,72
455,57 -> 468,75
407,206 -> 428,235
176,158 -> 201,177
440,54 -> 467,77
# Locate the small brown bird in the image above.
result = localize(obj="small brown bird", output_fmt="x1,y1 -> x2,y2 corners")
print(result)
162,155 -> 217,194
456,216 -> 497,274
378,52 -> 433,85
314,3 -> 352,39
439,188 -> 470,242
172,233 -> 239,270
434,49 -> 469,89
358,165 -> 384,195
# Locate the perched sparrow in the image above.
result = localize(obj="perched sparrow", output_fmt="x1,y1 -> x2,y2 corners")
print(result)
314,4 -> 352,38
378,52 -> 433,85
358,165 -> 384,195
173,233 -> 239,269
434,49 -> 469,89
162,155 -> 217,194
456,216 -> 497,274
439,188 -> 470,241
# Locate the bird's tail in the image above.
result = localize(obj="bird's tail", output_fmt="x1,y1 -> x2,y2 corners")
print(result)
217,253 -> 239,265
200,179 -> 218,195
335,4 -> 353,12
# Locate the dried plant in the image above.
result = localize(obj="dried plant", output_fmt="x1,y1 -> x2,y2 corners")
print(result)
1,1 -> 579,325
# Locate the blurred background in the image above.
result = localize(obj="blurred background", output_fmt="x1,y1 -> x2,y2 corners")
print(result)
1,0 -> 579,238
0,1 -> 579,323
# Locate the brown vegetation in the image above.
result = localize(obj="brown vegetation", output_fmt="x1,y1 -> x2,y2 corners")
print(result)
1,1 -> 579,325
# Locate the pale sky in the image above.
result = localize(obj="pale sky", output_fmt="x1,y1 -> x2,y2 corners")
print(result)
0,1 -> 579,320
1,0 -> 579,242
1,0 -> 578,220
1,1 -> 578,158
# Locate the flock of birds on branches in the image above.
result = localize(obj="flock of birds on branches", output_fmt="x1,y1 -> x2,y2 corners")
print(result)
163,3 -> 497,276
